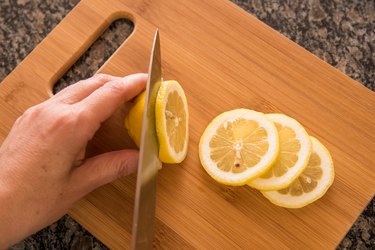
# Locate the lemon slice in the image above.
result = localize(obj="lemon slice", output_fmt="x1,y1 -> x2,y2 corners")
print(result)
199,109 -> 279,186
261,136 -> 334,208
155,80 -> 189,163
248,114 -> 312,191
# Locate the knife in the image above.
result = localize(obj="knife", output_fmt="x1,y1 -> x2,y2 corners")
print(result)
131,29 -> 162,250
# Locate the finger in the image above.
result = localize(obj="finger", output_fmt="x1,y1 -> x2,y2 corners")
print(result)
76,73 -> 147,126
53,74 -> 122,104
70,149 -> 139,196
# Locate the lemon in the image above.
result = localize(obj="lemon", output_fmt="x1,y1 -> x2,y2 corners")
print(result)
261,136 -> 334,208
248,114 -> 312,191
199,109 -> 279,186
124,91 -> 146,148
155,80 -> 189,163
124,80 -> 189,164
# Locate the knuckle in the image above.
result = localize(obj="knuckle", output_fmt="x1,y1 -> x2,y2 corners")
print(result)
51,109 -> 78,129
61,110 -> 77,124
14,115 -> 23,125
113,162 -> 127,181
23,105 -> 44,119
106,80 -> 124,95
93,73 -> 111,82
116,158 -> 134,178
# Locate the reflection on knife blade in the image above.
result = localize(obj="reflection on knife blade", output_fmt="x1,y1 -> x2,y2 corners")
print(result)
131,29 -> 162,250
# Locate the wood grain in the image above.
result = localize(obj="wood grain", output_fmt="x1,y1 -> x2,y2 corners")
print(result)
1,0 -> 374,248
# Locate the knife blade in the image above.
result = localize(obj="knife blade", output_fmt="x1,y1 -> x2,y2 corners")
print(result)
131,29 -> 162,250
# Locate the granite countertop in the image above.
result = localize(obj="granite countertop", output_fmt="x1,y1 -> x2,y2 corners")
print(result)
1,0 -> 374,249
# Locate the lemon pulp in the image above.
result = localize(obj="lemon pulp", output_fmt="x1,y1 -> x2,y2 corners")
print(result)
262,136 -> 334,208
199,109 -> 279,186
156,80 -> 189,163
248,114 -> 311,191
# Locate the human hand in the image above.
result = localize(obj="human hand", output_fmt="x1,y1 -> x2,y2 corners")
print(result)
0,73 -> 147,247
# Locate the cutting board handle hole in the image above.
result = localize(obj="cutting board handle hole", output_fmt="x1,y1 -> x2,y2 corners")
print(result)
52,18 -> 134,94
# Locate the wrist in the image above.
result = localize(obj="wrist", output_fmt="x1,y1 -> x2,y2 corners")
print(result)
0,182 -> 17,248
0,176 -> 30,248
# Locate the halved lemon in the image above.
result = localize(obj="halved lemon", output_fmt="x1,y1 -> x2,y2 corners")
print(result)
261,136 -> 334,208
155,80 -> 189,163
248,114 -> 312,191
125,80 -> 189,164
124,91 -> 146,148
199,109 -> 279,186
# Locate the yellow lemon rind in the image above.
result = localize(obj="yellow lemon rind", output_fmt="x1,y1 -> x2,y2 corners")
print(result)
124,91 -> 146,148
261,136 -> 334,208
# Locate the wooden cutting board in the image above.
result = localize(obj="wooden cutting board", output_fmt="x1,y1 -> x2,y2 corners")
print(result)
1,0 -> 374,248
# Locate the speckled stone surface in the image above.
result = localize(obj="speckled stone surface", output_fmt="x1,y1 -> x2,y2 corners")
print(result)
0,0 -> 374,249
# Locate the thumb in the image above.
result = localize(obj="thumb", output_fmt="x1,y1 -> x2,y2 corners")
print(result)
70,149 -> 139,196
